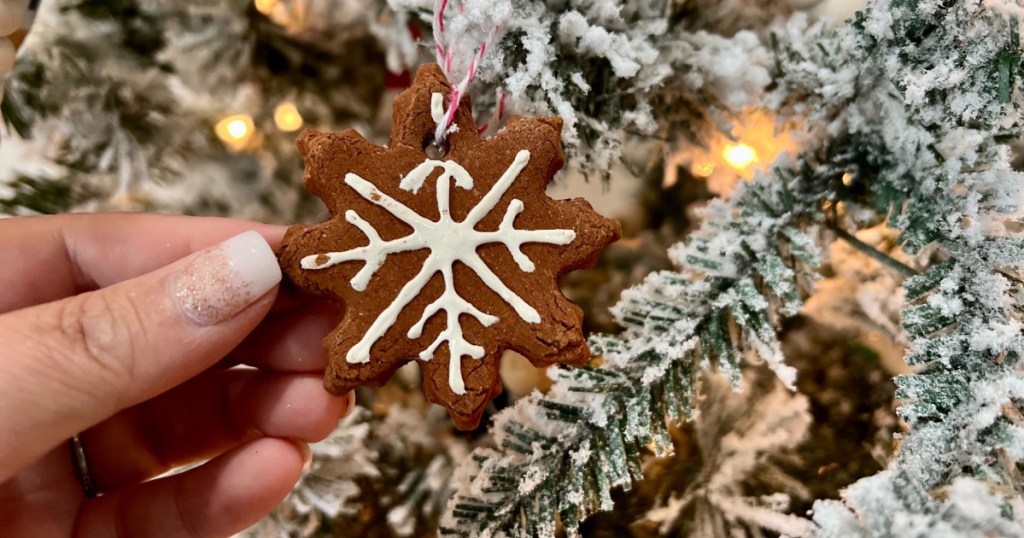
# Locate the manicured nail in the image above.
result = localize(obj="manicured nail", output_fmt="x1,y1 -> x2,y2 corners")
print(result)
343,391 -> 357,418
298,442 -> 313,473
173,231 -> 281,326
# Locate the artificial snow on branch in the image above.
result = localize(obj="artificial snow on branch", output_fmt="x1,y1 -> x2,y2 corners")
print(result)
242,406 -> 468,538
639,370 -> 814,537
439,0 -> 1024,536
757,2 -> 1024,532
391,0 -> 789,175
437,142 -> 826,537
1,0 -> 393,221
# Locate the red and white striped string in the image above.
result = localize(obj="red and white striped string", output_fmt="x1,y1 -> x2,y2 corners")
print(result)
431,0 -> 503,145
477,89 -> 506,135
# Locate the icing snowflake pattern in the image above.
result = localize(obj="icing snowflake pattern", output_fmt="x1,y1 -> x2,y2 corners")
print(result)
300,150 -> 576,394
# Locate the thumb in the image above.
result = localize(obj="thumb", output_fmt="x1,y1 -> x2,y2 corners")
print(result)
0,231 -> 282,479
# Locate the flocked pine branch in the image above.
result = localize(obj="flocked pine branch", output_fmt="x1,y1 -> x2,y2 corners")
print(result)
780,1 -> 1024,533
391,0 -> 789,176
436,136 -> 828,537
811,470 -> 1024,538
2,0 -> 792,217
639,369 -> 814,537
0,0 -> 195,215
1,0 -> 395,221
244,405 -> 467,538
439,0 -> 1024,536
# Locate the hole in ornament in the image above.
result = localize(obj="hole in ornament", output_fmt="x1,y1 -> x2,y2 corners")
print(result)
424,139 -> 448,159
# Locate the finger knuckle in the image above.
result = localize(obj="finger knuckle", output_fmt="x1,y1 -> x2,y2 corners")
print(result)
57,291 -> 146,385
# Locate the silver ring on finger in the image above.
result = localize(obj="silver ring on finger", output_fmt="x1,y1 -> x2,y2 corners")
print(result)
69,434 -> 99,498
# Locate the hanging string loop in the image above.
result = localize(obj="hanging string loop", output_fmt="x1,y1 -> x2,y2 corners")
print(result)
431,0 -> 502,146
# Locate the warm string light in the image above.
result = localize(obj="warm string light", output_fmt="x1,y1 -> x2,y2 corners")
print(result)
692,160 -> 716,178
254,0 -> 277,15
214,102 -> 304,150
665,110 -> 797,197
722,143 -> 758,170
254,0 -> 308,31
274,101 -> 304,132
215,114 -> 255,151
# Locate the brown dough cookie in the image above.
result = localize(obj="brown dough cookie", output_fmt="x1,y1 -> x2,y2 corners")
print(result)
278,63 -> 620,430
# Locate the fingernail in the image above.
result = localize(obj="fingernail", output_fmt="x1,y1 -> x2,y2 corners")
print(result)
298,441 -> 313,473
173,231 -> 282,326
343,391 -> 357,418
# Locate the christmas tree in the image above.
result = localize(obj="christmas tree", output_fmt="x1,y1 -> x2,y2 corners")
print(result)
4,0 -> 1024,536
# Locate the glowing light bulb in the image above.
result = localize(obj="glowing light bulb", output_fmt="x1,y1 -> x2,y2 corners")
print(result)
723,143 -> 757,170
692,160 -> 716,178
227,120 -> 248,139
274,101 -> 304,132
215,114 -> 255,151
254,0 -> 277,15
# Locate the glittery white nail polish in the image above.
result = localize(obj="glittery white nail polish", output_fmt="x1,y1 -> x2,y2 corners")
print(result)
173,231 -> 281,326
340,391 -> 358,420
300,443 -> 314,473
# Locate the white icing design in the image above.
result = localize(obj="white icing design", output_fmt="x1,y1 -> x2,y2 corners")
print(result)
301,150 -> 575,394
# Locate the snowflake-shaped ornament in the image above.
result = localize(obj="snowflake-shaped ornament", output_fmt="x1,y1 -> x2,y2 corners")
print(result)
279,64 -> 620,429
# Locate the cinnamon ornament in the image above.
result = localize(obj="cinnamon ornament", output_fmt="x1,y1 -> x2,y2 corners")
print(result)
278,64 -> 620,430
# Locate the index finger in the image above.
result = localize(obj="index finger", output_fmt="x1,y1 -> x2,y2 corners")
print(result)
0,213 -> 289,313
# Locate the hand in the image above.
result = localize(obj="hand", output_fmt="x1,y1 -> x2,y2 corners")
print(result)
0,213 -> 352,537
